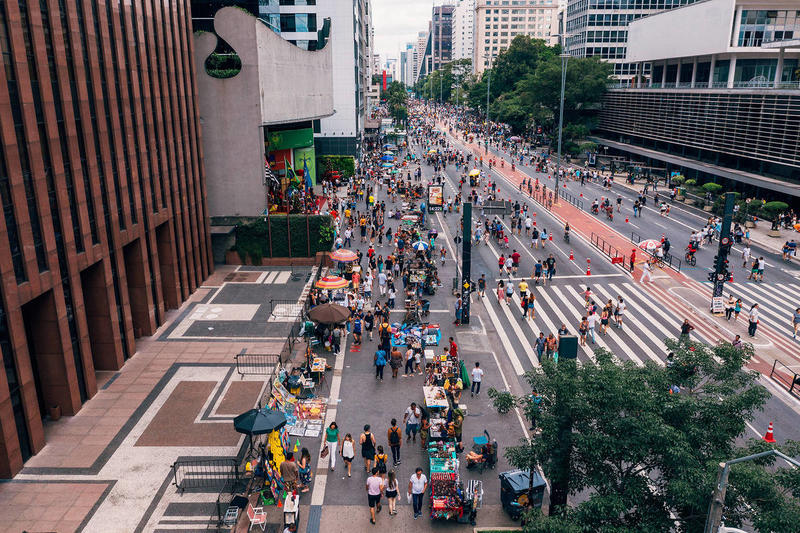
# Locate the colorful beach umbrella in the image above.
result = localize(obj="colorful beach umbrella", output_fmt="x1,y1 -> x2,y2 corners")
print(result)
330,249 -> 358,262
380,155 -> 394,161
380,162 -> 393,168
411,241 -> 429,251
315,275 -> 349,289
469,169 -> 481,177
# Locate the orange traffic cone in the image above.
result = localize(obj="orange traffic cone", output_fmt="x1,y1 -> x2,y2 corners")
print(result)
763,422 -> 776,443
549,234 -> 552,241
569,250 -> 574,260
625,217 -> 629,223
579,193 -> 583,197
586,266 -> 591,276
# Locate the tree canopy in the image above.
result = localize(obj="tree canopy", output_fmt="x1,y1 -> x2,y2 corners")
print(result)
492,339 -> 800,532
383,81 -> 408,127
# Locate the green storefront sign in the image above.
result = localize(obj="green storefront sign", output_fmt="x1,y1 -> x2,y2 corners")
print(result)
294,146 -> 317,185
267,128 -> 314,151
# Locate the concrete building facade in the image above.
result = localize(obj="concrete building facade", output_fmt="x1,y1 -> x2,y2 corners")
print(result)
0,0 -> 212,477
595,0 -> 800,198
564,0 -> 701,79
194,7 -> 334,219
432,4 -> 456,71
414,30 -> 429,83
452,0 -> 476,62
474,0 -> 559,74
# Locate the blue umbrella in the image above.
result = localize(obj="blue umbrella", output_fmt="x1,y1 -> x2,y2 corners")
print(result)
411,241 -> 429,251
380,155 -> 394,161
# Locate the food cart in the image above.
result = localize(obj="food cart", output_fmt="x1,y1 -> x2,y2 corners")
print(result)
469,168 -> 481,187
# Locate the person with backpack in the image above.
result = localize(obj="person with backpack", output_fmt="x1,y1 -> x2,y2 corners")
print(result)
374,348 -> 387,381
374,445 -> 389,476
387,418 -> 402,466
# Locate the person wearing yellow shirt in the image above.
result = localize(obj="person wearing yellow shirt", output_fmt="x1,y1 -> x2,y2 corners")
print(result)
519,279 -> 529,300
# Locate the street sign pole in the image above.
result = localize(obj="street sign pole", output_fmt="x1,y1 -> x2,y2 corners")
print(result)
710,192 -> 736,312
461,202 -> 472,325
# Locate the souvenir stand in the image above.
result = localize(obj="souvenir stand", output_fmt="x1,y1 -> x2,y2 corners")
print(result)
428,440 -> 464,521
423,385 -> 450,442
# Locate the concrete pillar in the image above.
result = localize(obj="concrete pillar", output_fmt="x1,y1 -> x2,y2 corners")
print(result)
661,60 -> 668,87
732,6 -> 744,46
675,59 -> 682,86
775,47 -> 785,87
690,57 -> 698,87
708,54 -> 716,87
727,54 -> 737,88
648,62 -> 654,87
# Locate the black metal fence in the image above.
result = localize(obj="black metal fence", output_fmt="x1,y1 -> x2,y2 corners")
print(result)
630,231 -> 682,272
590,232 -> 627,268
234,351 -> 280,377
172,457 -> 240,493
559,188 -> 584,211
770,359 -> 800,398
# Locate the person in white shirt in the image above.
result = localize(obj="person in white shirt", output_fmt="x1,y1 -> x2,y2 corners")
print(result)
586,311 -> 598,344
741,245 -> 751,268
408,468 -> 428,519
471,362 -> 484,396
615,297 -> 626,329
378,271 -> 387,295
639,259 -> 653,283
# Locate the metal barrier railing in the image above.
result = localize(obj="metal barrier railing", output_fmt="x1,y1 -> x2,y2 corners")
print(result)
630,232 -> 681,272
770,359 -> 800,398
234,351 -> 280,377
270,299 -> 305,318
172,457 -> 239,493
590,232 -> 627,268
559,188 -> 584,211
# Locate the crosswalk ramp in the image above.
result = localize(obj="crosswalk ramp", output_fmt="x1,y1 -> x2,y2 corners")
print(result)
481,280 -> 690,372
693,280 -> 800,357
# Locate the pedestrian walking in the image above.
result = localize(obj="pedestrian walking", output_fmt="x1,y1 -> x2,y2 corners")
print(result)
404,347 -> 415,376
748,304 -> 759,337
586,311 -> 598,344
403,402 -> 421,443
470,362 -> 483,396
408,468 -> 428,520
793,307 -> 800,339
341,433 -> 355,477
497,280 -> 505,303
324,421 -> 341,471
679,319 -> 694,343
388,419 -> 402,466
454,296 -> 463,325
374,348 -> 387,381
360,425 -> 377,472
640,259 -> 653,283
385,470 -> 399,516
366,467 -> 384,524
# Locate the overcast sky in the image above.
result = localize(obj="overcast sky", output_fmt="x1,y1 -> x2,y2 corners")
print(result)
371,0 -> 432,58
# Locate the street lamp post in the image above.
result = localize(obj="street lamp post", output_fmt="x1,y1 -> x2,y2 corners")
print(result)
555,52 -> 569,197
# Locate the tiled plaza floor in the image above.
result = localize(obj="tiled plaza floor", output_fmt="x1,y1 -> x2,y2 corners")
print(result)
0,265 -> 313,533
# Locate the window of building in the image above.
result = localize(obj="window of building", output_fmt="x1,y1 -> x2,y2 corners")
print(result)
280,13 -> 317,32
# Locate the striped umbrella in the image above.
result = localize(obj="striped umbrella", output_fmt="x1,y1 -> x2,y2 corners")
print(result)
330,249 -> 358,262
411,241 -> 429,251
315,276 -> 349,289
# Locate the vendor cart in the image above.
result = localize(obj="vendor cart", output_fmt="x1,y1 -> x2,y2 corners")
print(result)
428,441 -> 465,521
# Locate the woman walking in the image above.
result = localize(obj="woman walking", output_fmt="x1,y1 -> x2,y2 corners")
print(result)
325,422 -> 340,471
298,447 -> 312,492
385,470 -> 399,516
497,280 -> 505,303
341,433 -> 355,477
360,425 -> 377,472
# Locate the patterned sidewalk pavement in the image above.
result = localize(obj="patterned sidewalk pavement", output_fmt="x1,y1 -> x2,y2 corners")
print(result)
0,265 -> 314,533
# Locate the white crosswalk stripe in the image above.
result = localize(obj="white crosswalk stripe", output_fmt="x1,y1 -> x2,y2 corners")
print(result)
702,281 -> 800,343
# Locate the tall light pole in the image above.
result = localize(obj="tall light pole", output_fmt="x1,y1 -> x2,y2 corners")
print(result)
555,52 -> 569,196
485,53 -> 495,154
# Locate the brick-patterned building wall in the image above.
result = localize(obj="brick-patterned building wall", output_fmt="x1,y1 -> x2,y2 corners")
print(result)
0,0 -> 212,477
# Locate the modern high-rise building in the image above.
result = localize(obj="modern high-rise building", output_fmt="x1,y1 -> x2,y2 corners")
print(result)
414,30 -> 429,83
474,0 -> 559,74
0,0 -> 212,477
564,0 -> 701,79
452,0 -> 476,62
400,43 -> 416,86
595,0 -> 800,198
192,0 -> 373,157
432,4 -> 456,71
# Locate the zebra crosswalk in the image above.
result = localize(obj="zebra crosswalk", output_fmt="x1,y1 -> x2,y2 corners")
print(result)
693,280 -> 800,358
480,280 -> 686,372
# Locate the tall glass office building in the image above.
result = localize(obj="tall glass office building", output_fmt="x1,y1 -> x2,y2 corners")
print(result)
565,0 -> 702,79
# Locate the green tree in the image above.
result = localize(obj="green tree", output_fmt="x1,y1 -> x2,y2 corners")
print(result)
493,340 -> 792,532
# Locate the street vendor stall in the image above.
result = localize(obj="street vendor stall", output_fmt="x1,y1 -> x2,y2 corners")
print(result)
428,441 -> 465,521
423,385 -> 450,442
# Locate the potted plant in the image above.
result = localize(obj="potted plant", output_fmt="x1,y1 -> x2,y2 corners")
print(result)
49,405 -> 61,421
761,201 -> 789,237
701,183 -> 723,211
671,175 -> 686,201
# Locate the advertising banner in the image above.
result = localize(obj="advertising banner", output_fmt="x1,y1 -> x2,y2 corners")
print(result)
428,185 -> 443,212
293,146 -> 317,185
267,128 -> 314,151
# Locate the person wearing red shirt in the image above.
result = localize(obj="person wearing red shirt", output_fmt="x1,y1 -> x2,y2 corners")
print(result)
449,337 -> 458,360
510,250 -> 521,275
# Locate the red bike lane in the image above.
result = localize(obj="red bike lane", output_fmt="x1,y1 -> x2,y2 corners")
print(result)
445,129 -> 800,371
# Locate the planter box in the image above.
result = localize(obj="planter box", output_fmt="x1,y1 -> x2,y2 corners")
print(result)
684,198 -> 695,206
703,205 -> 713,212
767,229 -> 781,238
745,221 -> 756,228
676,195 -> 685,202
225,250 -> 331,267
